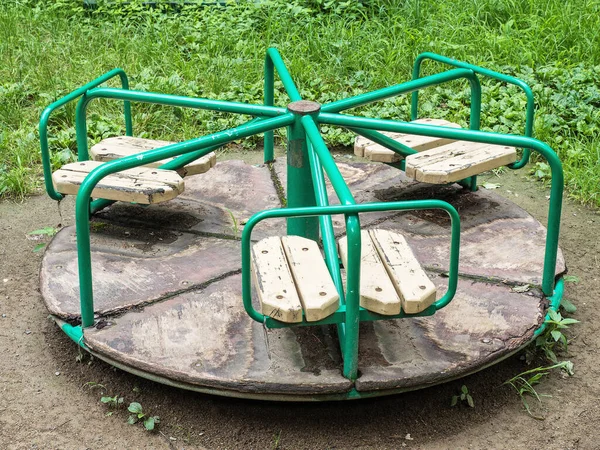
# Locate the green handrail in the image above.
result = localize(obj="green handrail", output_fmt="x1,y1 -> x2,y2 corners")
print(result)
411,52 -> 535,168
323,67 -> 481,123
75,114 -> 295,328
240,201 -> 461,322
319,67 -> 481,161
318,112 -> 563,297
75,87 -> 288,159
39,68 -> 132,200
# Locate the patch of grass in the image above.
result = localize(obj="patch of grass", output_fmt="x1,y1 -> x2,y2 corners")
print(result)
1,0 -> 599,206
504,361 -> 574,419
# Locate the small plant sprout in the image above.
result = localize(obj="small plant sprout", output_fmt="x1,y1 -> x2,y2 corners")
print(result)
504,361 -> 574,419
27,226 -> 59,252
563,275 -> 580,284
127,402 -> 160,431
101,394 -> 124,417
560,298 -> 577,314
531,161 -> 551,181
225,208 -> 240,236
451,385 -> 474,408
101,395 -> 124,408
536,309 -> 579,363
272,430 -> 282,450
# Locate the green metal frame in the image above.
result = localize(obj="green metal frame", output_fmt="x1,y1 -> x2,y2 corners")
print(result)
40,68 -> 132,201
411,52 -> 536,169
40,49 -> 564,384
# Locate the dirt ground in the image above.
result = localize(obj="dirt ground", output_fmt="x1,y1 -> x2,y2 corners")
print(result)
1,156 -> 599,450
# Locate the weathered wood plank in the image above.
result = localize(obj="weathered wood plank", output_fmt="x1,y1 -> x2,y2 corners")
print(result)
281,236 -> 339,322
90,136 -> 216,176
354,118 -> 461,163
338,231 -> 401,315
251,237 -> 303,323
405,142 -> 517,183
370,229 -> 436,314
52,160 -> 184,204
83,275 -> 353,396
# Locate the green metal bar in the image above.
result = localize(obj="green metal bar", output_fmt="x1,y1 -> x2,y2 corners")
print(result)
263,303 -> 437,329
39,68 -> 131,200
265,48 -> 302,102
119,73 -> 133,137
306,138 -> 348,354
75,87 -> 287,160
61,323 -> 86,349
262,48 -> 304,163
264,52 -> 275,162
321,68 -> 481,127
240,200 -> 460,324
318,112 -> 562,297
411,52 -> 534,168
343,213 -> 361,380
301,116 -> 355,206
306,141 -> 345,302
348,126 -> 417,159
75,114 -> 294,327
302,115 -> 358,358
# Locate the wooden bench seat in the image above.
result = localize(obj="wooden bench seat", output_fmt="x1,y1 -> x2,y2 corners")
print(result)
404,141 -> 517,184
52,160 -> 184,204
354,118 -> 516,183
90,136 -> 216,177
354,118 -> 461,163
338,229 -> 436,315
252,229 -> 436,323
252,236 -> 339,323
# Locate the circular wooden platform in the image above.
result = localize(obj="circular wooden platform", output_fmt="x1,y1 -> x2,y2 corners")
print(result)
40,159 -> 565,400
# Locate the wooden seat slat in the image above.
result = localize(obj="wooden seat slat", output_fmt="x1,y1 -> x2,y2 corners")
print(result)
338,231 -> 401,315
354,118 -> 461,163
90,136 -> 216,177
369,229 -> 437,314
405,141 -> 516,183
52,161 -> 184,204
251,237 -> 303,323
281,236 -> 339,322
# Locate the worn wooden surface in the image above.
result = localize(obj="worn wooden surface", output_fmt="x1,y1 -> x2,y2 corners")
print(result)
84,274 -> 353,395
90,136 -> 216,177
96,160 -> 285,241
42,159 -> 566,397
53,161 -> 184,204
405,141 -> 517,183
370,229 -> 436,314
338,231 -> 401,315
281,236 -> 339,322
251,236 -> 303,323
354,118 -> 461,162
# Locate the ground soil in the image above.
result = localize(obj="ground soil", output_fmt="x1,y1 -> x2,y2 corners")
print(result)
1,155 -> 599,450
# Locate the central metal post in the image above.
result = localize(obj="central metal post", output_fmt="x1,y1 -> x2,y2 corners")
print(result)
286,101 -> 321,241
